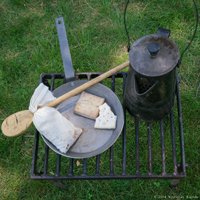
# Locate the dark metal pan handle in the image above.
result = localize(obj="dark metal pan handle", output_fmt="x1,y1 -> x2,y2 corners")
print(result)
55,17 -> 76,82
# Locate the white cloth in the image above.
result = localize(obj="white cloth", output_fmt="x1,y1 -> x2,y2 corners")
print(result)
29,83 -> 56,113
29,83 -> 82,153
33,107 -> 82,153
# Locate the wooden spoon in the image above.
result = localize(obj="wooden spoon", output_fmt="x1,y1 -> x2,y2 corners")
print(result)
1,61 -> 130,137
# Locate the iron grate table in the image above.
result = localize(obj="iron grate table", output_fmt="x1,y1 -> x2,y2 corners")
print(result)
30,71 -> 187,188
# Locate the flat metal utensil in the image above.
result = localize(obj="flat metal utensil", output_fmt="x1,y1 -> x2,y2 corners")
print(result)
40,17 -> 124,158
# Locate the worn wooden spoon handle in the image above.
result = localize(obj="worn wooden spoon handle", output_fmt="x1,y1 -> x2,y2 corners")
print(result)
43,61 -> 130,108
1,61 -> 129,137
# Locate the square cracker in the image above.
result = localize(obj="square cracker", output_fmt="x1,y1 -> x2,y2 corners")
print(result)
74,91 -> 105,120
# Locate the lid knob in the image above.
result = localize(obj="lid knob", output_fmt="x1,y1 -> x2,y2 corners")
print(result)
148,43 -> 160,57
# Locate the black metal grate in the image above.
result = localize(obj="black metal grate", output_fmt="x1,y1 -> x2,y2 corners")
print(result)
30,71 -> 186,187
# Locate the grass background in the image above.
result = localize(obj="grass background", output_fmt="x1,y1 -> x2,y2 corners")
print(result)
0,0 -> 200,199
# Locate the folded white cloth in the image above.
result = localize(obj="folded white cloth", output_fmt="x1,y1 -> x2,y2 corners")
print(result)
29,83 -> 56,113
29,83 -> 82,153
33,107 -> 82,153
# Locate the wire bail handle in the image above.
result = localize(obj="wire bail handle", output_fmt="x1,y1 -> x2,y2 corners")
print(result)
124,0 -> 199,67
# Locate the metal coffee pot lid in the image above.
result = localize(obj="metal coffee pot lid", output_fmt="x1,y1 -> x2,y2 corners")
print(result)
129,34 -> 179,76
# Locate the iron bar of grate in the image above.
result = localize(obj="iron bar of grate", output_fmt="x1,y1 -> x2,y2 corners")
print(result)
50,75 -> 55,91
109,75 -> 115,175
31,129 -> 39,175
176,71 -> 186,175
43,145 -> 49,176
109,147 -> 114,175
95,155 -> 101,175
147,123 -> 153,175
56,155 -> 61,176
31,71 -> 187,183
30,73 -> 46,176
135,118 -> 140,175
82,158 -> 87,176
31,174 -> 187,180
170,111 -> 178,176
63,77 -> 67,84
69,158 -> 73,176
42,74 -> 55,176
122,73 -> 127,175
160,119 -> 166,176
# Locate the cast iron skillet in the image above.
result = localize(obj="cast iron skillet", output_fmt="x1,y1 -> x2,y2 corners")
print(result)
41,17 -> 124,158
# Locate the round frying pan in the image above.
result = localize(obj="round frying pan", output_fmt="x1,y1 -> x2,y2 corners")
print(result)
41,80 -> 124,158
41,17 -> 124,158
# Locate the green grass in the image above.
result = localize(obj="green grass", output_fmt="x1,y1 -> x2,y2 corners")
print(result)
0,0 -> 200,199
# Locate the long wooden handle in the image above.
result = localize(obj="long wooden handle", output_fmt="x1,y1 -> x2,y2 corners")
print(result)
43,61 -> 130,108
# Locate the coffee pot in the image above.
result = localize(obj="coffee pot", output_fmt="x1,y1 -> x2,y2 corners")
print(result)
124,27 -> 180,122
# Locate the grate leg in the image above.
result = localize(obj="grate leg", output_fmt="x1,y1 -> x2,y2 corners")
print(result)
170,163 -> 189,187
170,179 -> 180,187
47,180 -> 67,189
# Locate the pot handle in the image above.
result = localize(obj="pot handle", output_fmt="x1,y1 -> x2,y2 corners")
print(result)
124,0 -> 199,67
56,17 -> 76,82
134,77 -> 158,96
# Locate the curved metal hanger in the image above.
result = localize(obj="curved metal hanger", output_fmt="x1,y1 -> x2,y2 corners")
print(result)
124,0 -> 199,67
